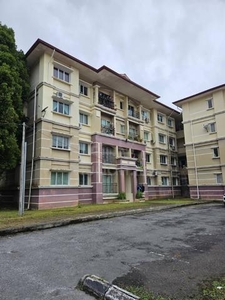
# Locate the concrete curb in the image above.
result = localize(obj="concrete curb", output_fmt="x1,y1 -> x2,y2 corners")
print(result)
0,201 -> 215,237
78,274 -> 140,300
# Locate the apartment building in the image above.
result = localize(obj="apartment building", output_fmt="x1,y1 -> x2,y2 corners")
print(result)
2,39 -> 181,209
174,84 -> 225,200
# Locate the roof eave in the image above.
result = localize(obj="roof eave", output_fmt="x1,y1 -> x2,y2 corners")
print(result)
173,83 -> 225,107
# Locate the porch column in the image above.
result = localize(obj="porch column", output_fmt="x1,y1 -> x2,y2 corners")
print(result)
141,150 -> 147,195
132,170 -> 137,201
138,105 -> 142,120
119,169 -> 125,193
91,140 -> 103,204
93,85 -> 100,104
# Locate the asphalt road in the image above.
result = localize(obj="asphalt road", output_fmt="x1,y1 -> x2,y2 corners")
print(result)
0,203 -> 225,300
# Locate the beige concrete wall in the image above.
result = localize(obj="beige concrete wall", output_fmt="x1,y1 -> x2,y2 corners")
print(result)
25,46 -> 182,207
181,89 -> 225,188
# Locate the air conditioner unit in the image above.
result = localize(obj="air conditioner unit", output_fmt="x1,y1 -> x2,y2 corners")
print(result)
145,118 -> 150,123
152,171 -> 158,176
203,124 -> 209,131
56,92 -> 63,98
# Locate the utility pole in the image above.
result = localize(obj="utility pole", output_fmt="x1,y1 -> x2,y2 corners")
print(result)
19,122 -> 26,216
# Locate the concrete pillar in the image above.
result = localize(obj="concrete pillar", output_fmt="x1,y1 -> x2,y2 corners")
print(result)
138,105 -> 142,120
132,170 -> 137,201
93,85 -> 100,104
119,169 -> 125,192
91,140 -> 103,204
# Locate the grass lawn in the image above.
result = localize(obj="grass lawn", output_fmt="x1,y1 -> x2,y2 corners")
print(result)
124,275 -> 225,299
0,199 -> 199,230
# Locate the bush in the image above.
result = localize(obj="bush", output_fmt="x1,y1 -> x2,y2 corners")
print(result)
118,192 -> 126,200
136,190 -> 143,199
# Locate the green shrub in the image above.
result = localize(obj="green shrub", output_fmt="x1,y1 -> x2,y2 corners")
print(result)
136,190 -> 143,199
118,192 -> 126,200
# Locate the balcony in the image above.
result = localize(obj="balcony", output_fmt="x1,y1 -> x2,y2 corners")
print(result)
136,159 -> 143,168
99,92 -> 115,109
119,148 -> 129,157
101,124 -> 115,135
103,183 -> 117,194
102,153 -> 116,164
128,133 -> 142,142
128,110 -> 140,119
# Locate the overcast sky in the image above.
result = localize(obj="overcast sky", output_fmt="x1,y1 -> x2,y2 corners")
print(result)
1,0 -> 225,108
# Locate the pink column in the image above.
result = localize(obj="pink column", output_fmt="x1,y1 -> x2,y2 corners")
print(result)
91,140 -> 103,204
132,170 -> 137,200
119,169 -> 125,192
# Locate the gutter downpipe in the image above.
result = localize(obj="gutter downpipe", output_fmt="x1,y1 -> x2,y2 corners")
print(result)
168,110 -> 175,198
27,86 -> 37,209
191,120 -> 200,199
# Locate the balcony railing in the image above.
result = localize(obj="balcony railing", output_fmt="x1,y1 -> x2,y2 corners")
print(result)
136,160 -> 143,168
103,183 -> 117,194
101,125 -> 115,135
102,153 -> 116,164
128,133 -> 142,142
99,92 -> 115,109
128,110 -> 140,119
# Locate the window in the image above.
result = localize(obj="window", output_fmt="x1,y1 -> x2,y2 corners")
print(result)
146,153 -> 151,163
162,177 -> 168,186
128,105 -> 134,117
213,147 -> 219,158
147,176 -> 151,185
207,98 -> 213,109
51,172 -> 69,185
209,123 -> 216,133
120,101 -> 123,109
171,156 -> 177,166
157,113 -> 163,123
160,155 -> 167,165
52,135 -> 69,149
169,137 -> 175,146
129,127 -> 137,138
159,133 -> 166,143
167,118 -> 173,127
120,148 -> 128,157
216,174 -> 223,184
79,173 -> 88,185
144,131 -> 149,141
80,84 -> 88,96
120,124 -> 125,134
79,113 -> 88,125
142,110 -> 149,122
101,119 -> 111,127
79,142 -> 88,154
172,177 -> 178,186
53,67 -> 70,82
53,100 -> 69,115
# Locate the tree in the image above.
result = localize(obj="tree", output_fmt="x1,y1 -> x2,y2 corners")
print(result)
0,23 -> 30,177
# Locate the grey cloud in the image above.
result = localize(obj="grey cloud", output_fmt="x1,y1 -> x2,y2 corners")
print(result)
1,0 -> 225,105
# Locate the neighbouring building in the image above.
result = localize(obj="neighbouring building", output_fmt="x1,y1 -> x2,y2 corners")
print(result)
173,84 -> 225,200
1,39 -> 186,209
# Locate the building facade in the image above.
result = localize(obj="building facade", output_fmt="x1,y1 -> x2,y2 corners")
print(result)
174,84 -> 225,200
0,39 -> 183,209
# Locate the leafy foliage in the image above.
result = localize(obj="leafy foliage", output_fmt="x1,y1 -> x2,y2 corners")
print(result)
197,276 -> 225,300
0,23 -> 30,176
136,190 -> 143,199
118,192 -> 126,200
124,286 -> 170,300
